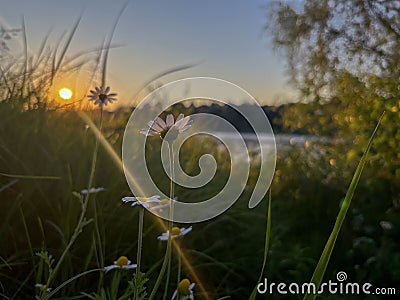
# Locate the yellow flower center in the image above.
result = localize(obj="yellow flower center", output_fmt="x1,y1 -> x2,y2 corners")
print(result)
116,256 -> 129,266
160,199 -> 169,205
171,227 -> 181,236
136,197 -> 150,202
178,278 -> 191,296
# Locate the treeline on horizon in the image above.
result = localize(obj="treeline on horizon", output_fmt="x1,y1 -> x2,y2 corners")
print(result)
111,101 -> 305,135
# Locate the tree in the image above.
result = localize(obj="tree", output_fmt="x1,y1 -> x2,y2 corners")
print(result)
266,0 -> 400,182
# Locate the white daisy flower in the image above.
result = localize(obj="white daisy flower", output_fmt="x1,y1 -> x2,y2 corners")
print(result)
34,283 -> 52,292
157,226 -> 192,241
172,278 -> 195,300
121,195 -> 161,209
380,221 -> 393,231
104,256 -> 137,273
140,113 -> 192,140
88,86 -> 117,107
80,187 -> 105,194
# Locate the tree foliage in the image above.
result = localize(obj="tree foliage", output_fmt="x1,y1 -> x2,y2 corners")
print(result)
266,0 -> 400,182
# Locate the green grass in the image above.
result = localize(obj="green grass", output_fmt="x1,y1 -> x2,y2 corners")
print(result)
0,102 -> 397,299
1,14 -> 399,300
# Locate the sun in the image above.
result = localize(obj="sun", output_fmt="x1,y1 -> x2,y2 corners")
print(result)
59,87 -> 73,100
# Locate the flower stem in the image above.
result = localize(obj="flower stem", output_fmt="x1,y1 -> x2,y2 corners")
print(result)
92,108 -> 105,292
163,247 -> 172,300
148,230 -> 172,300
177,246 -> 182,285
163,143 -> 174,300
148,142 -> 174,300
40,107 -> 104,299
136,207 -> 144,280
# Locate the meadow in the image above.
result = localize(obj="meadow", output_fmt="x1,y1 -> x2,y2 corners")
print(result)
0,17 -> 399,300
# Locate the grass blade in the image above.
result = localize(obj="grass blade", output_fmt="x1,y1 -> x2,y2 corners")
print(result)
0,179 -> 18,193
249,189 -> 272,300
131,62 -> 200,104
101,1 -> 129,87
303,113 -> 384,300
44,269 -> 102,300
53,17 -> 81,78
20,16 -> 28,99
0,172 -> 60,180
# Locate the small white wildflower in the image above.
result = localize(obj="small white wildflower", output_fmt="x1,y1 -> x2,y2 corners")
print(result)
88,86 -> 117,107
34,283 -> 52,292
171,278 -> 195,300
104,256 -> 137,273
140,113 -> 192,140
380,221 -> 393,231
80,187 -> 105,194
122,195 -> 161,209
158,226 -> 192,241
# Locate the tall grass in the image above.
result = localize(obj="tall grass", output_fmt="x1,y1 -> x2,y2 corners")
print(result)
0,9 -> 396,300
303,113 -> 384,300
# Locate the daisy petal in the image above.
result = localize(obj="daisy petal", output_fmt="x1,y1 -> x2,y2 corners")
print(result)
176,113 -> 184,123
147,130 -> 159,136
166,114 -> 174,127
155,117 -> 167,129
140,129 -> 149,135
175,116 -> 191,129
140,129 -> 158,136
179,125 -> 191,133
181,226 -> 193,235
149,121 -> 164,132
122,264 -> 137,270
104,265 -> 119,272
157,233 -> 169,241
122,197 -> 135,203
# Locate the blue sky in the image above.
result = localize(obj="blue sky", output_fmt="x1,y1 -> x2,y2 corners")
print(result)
1,0 -> 293,106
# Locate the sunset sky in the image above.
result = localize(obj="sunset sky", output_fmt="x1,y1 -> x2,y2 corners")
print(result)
1,0 -> 293,107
